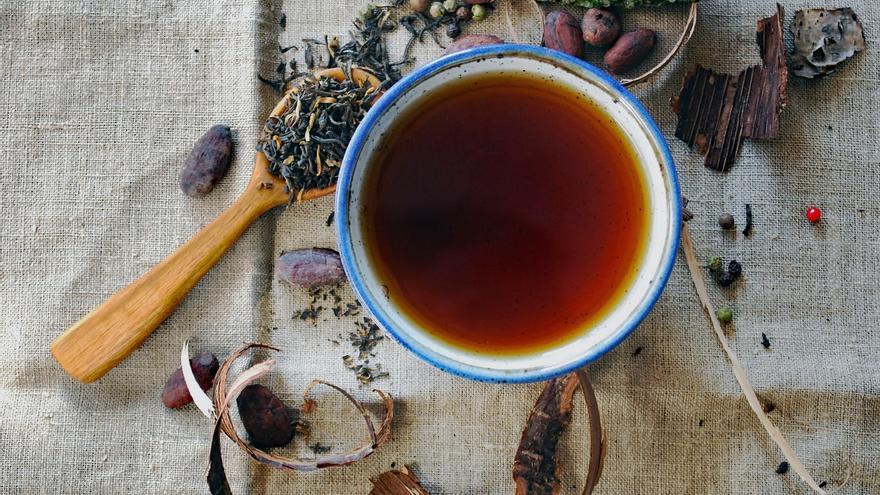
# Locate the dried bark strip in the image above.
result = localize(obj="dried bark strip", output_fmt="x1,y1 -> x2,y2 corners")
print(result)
672,5 -> 786,171
369,466 -> 430,495
513,370 -> 604,495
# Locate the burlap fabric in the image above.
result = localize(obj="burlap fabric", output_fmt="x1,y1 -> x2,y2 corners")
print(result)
1,0 -> 877,493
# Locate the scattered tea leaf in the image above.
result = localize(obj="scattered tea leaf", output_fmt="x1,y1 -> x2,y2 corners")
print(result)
743,204 -> 753,236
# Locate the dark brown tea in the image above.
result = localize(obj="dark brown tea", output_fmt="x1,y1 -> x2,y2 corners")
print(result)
364,72 -> 648,355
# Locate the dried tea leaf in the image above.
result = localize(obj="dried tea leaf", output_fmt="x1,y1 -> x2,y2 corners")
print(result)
206,344 -> 394,494
513,369 -> 605,495
370,466 -> 430,495
790,8 -> 866,78
680,224 -> 827,494
672,5 -> 787,171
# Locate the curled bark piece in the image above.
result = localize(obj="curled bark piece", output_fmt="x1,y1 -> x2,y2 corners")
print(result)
680,224 -> 826,494
369,466 -> 430,495
513,370 -> 605,495
790,8 -> 865,78
206,343 -> 394,494
671,5 -> 786,171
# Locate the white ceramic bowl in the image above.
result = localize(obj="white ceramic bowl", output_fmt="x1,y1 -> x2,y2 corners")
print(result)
336,44 -> 681,383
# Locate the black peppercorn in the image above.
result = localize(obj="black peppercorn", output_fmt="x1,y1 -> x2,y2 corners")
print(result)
718,212 -> 735,230
446,22 -> 462,39
728,260 -> 742,278
718,272 -> 736,287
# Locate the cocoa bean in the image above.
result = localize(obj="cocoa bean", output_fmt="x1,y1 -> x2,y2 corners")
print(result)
443,34 -> 504,55
179,125 -> 233,198
604,28 -> 657,74
543,10 -> 584,58
275,248 -> 344,288
161,352 -> 219,409
581,8 -> 620,47
237,384 -> 294,449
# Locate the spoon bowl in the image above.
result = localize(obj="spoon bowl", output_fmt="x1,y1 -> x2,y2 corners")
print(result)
51,67 -> 380,383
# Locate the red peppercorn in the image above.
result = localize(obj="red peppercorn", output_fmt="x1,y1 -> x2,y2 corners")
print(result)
806,206 -> 822,224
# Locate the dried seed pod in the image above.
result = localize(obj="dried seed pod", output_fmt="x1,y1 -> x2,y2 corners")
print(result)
179,125 -> 233,198
582,8 -> 620,47
604,28 -> 657,74
543,10 -> 584,58
237,384 -> 295,449
162,352 -> 219,409
443,34 -> 504,55
276,248 -> 345,288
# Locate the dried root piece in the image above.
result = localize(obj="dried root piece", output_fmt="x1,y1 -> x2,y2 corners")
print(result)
513,369 -> 605,495
680,224 -> 827,494
197,343 -> 393,494
672,5 -> 786,171
790,8 -> 866,78
369,466 -> 430,495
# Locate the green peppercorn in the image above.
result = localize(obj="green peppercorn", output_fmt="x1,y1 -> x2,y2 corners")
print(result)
429,2 -> 446,18
708,256 -> 723,273
455,5 -> 470,20
716,307 -> 733,324
443,0 -> 457,13
471,3 -> 487,21
446,22 -> 462,39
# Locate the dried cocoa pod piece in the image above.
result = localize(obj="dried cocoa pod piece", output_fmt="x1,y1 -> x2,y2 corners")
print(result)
603,28 -> 656,74
543,10 -> 584,58
582,8 -> 620,47
179,124 -> 233,198
162,352 -> 219,409
275,248 -> 344,288
443,34 -> 504,55
237,384 -> 295,449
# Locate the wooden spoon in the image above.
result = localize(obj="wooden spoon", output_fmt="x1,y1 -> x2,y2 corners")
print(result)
51,68 -> 381,383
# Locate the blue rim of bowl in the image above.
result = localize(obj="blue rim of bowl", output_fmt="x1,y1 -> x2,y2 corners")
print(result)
336,44 -> 682,383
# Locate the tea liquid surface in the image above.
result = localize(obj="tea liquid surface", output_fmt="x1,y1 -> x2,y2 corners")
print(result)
365,73 -> 648,354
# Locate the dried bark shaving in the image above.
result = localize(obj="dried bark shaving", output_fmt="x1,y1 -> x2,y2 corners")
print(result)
681,224 -> 826,494
672,5 -> 787,171
200,343 -> 393,494
513,369 -> 605,495
369,466 -> 430,495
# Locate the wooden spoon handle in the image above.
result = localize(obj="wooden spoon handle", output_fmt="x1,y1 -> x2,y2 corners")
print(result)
51,186 -> 279,383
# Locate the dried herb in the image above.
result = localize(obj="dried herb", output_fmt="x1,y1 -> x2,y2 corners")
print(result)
776,461 -> 790,474
672,6 -> 787,171
761,333 -> 771,349
743,204 -> 753,236
326,210 -> 335,226
259,75 -> 380,203
513,370 -> 605,495
190,344 -> 394,495
370,466 -> 431,495
279,12 -> 286,30
680,225 -> 827,494
790,8 -> 865,79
